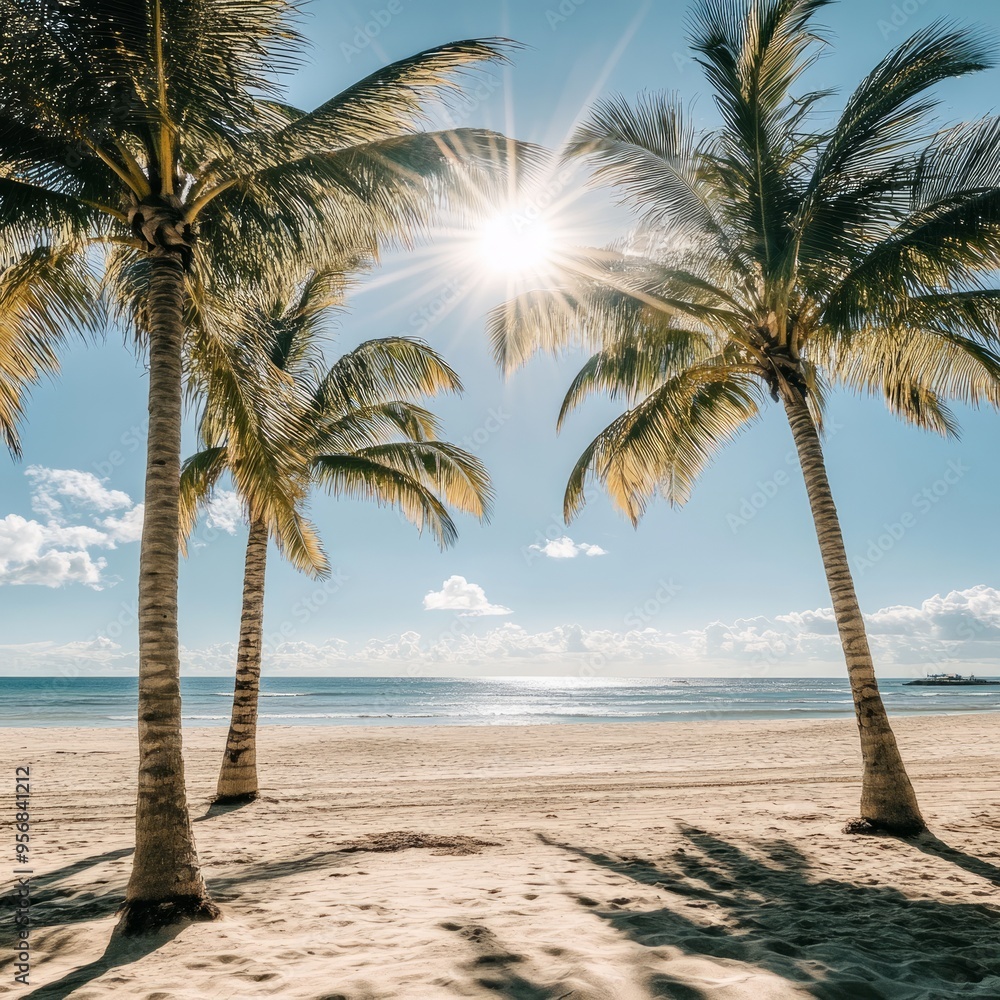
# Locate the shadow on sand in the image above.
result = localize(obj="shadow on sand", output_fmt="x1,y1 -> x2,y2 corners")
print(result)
541,828 -> 1000,999
195,797 -> 257,822
1,844 -> 375,995
463,964 -> 576,1000
17,823 -> 1000,999
912,832 -> 1000,886
438,919 -> 580,1000
29,847 -> 134,890
17,836 -> 578,997
16,925 -> 185,1000
9,844 -> 363,935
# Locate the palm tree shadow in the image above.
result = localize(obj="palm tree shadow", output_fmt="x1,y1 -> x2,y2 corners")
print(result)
29,847 -> 133,889
195,797 -> 256,821
647,975 -> 708,999
19,846 -> 357,932
17,924 -> 184,1000
540,828 -> 1000,999
440,919 -> 578,1000
472,970 -> 576,999
912,832 -> 1000,886
10,846 -> 392,991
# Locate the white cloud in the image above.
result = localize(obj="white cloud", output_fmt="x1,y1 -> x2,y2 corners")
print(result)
204,491 -> 243,535
101,505 -> 145,545
0,518 -> 107,587
26,466 -> 132,520
529,535 -> 608,559
225,583 -> 1000,674
5,585 -> 1000,677
0,637 -> 136,677
422,575 -> 513,616
0,468 -> 143,589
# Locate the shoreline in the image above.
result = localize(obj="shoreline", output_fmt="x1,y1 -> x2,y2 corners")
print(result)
3,704 -> 1000,729
7,676 -> 1000,733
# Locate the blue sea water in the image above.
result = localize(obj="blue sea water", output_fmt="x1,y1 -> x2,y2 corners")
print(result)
1,675 -> 999,727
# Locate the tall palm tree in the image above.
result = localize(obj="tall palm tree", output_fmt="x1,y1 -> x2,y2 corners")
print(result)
181,268 -> 492,804
0,0 -> 526,932
490,0 -> 1000,834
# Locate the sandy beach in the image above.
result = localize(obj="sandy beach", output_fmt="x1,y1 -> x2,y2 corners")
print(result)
2,714 -> 999,999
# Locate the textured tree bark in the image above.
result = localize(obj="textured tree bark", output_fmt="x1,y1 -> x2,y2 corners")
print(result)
118,250 -> 219,935
782,388 -> 925,835
215,515 -> 269,803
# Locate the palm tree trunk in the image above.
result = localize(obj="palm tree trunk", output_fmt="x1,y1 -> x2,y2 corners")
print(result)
782,388 -> 924,835
215,515 -> 268,803
118,250 -> 219,935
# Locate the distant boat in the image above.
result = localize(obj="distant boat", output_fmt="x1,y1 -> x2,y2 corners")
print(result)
904,673 -> 1000,687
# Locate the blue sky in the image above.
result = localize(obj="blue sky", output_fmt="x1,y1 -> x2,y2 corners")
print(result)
3,0 -> 1000,677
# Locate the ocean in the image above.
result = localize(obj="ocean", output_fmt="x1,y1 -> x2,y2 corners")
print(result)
1,675 -> 999,727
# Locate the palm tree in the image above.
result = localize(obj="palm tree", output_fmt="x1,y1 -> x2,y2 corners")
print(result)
0,0 -> 526,932
181,267 -> 492,804
490,0 -> 1000,834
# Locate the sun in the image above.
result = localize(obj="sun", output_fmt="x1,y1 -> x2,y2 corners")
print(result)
477,212 -> 555,277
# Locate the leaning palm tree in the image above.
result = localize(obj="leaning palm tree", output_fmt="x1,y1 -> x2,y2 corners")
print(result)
181,268 -> 492,804
0,0 -> 527,931
490,1 -> 1000,834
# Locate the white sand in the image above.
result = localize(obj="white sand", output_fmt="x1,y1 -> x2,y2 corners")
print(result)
2,714 -> 999,999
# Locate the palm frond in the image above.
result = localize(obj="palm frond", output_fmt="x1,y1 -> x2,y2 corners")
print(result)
488,249 -> 741,374
565,367 -> 763,524
269,505 -> 329,579
178,445 -> 228,550
314,401 -> 442,453
315,337 -> 463,413
822,116 -> 1000,328
196,128 -> 542,259
346,441 -> 493,520
565,93 -> 725,240
809,22 -> 992,189
557,326 -> 715,429
311,453 -> 460,549
273,40 -> 518,153
688,0 -> 830,277
0,243 -> 99,456
823,324 -> 1000,434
